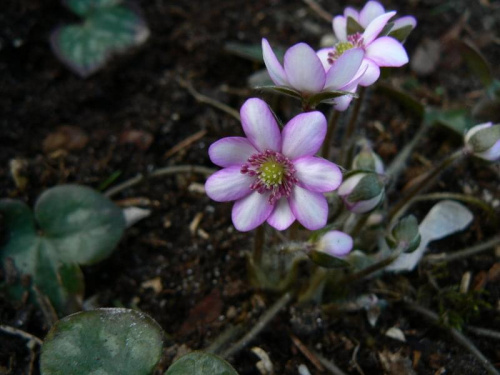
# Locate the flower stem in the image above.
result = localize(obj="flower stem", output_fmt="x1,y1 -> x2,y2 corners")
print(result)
349,213 -> 370,238
321,109 -> 340,159
387,149 -> 465,223
253,226 -> 265,265
340,86 -> 366,167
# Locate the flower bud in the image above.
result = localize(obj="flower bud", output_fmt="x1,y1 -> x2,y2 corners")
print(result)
352,147 -> 385,174
387,215 -> 421,253
338,172 -> 385,213
309,230 -> 353,268
464,122 -> 500,162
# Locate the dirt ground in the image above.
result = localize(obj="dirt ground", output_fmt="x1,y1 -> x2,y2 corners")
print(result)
1,0 -> 500,374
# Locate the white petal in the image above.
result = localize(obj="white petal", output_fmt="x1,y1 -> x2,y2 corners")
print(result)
262,38 -> 288,86
365,36 -> 408,67
346,191 -> 384,213
476,140 -> 500,161
362,11 -> 396,45
209,137 -> 258,167
289,185 -> 328,230
358,59 -> 380,86
359,1 -> 386,28
284,43 -> 326,93
392,16 -> 417,32
319,230 -> 353,257
282,112 -> 326,159
294,156 -> 343,192
316,48 -> 333,72
231,191 -> 274,232
267,198 -> 295,230
205,167 -> 253,202
332,16 -> 347,42
324,48 -> 364,90
464,122 -> 492,143
344,7 -> 360,22
240,98 -> 281,152
337,173 -> 367,197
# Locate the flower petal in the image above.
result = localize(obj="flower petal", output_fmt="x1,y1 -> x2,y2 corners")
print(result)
392,15 -> 417,32
362,11 -> 396,45
333,93 -> 355,111
319,230 -> 353,257
365,36 -> 408,67
294,156 -> 343,192
324,48 -> 364,90
316,48 -> 333,72
240,98 -> 281,152
345,191 -> 384,213
332,16 -> 347,42
289,185 -> 328,230
267,198 -> 295,230
284,43 -> 326,93
358,59 -> 380,86
359,1 -> 386,28
262,38 -> 289,86
344,7 -> 359,22
282,111 -> 326,159
205,166 -> 253,202
232,191 -> 274,231
209,137 -> 258,167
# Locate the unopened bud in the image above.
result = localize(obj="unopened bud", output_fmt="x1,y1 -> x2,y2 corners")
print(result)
465,122 -> 500,162
387,215 -> 421,253
309,230 -> 353,268
352,148 -> 385,174
338,172 -> 385,214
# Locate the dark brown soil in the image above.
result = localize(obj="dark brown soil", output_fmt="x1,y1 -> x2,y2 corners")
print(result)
1,0 -> 500,374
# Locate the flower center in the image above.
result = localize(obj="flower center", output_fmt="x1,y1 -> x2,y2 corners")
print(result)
328,33 -> 364,65
241,150 -> 298,205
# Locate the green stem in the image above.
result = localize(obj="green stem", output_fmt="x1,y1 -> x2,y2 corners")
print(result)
340,86 -> 366,166
253,226 -> 265,265
349,213 -> 370,238
387,149 -> 465,223
321,110 -> 340,159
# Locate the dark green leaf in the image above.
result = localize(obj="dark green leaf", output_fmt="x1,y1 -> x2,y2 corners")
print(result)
41,308 -> 164,375
388,25 -> 413,43
310,250 -> 351,269
346,16 -> 364,34
457,40 -> 493,87
64,0 -> 123,17
165,351 -> 238,375
424,108 -> 474,134
224,42 -> 285,64
306,89 -> 356,108
255,85 -> 302,100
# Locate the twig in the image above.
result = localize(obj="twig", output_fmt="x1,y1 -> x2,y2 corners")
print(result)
302,0 -> 333,23
309,348 -> 349,375
0,325 -> 43,347
424,235 -> 500,264
177,77 -> 240,121
466,326 -> 500,341
163,129 -> 207,159
403,299 -> 500,375
290,334 -> 325,372
222,292 -> 293,358
104,165 -> 216,198
205,324 -> 245,355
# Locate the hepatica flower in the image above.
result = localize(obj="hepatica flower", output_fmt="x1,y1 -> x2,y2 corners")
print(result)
262,38 -> 365,110
330,1 -> 415,86
205,98 -> 343,232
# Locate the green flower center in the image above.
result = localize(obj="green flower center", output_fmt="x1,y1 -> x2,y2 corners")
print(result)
335,41 -> 354,55
259,160 -> 285,187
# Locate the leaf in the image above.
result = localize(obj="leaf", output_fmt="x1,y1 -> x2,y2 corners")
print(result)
389,25 -> 414,43
309,250 -> 351,269
41,308 -> 164,375
346,16 -> 364,35
424,107 -> 474,134
64,0 -> 123,17
0,185 -> 125,314
165,351 -> 238,375
224,42 -> 285,64
388,201 -> 473,272
255,85 -> 302,100
51,5 -> 149,77
306,89 -> 356,108
457,40 -> 493,87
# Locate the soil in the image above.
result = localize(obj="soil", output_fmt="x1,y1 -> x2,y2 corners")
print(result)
1,0 -> 500,374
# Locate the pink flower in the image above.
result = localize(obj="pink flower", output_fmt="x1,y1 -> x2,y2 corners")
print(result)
329,1 -> 415,86
205,98 -> 343,232
262,38 -> 365,111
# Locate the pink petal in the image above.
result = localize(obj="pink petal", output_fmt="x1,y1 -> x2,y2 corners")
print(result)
358,59 -> 380,86
209,137 -> 258,167
282,111 -> 326,159
477,140 -> 500,161
362,11 -> 396,45
319,230 -> 353,257
289,185 -> 328,230
294,156 -> 342,192
240,98 -> 281,152
338,173 -> 366,197
267,198 -> 295,230
392,16 -> 417,31
231,191 -> 274,231
365,36 -> 408,67
333,94 -> 355,111
316,48 -> 333,72
262,38 -> 289,86
359,1 -> 386,28
324,48 -> 364,90
332,16 -> 347,42
284,43 -> 326,93
205,166 -> 253,202
344,7 -> 360,22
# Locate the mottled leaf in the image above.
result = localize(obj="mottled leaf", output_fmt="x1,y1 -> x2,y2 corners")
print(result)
165,351 -> 238,375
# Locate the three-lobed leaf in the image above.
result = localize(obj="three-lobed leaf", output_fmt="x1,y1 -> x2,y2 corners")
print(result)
165,352 -> 238,375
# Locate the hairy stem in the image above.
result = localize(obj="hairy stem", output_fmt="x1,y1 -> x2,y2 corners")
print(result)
340,86 -> 366,167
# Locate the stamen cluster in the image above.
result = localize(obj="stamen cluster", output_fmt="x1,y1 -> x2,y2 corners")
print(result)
241,150 -> 298,205
328,33 -> 364,64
